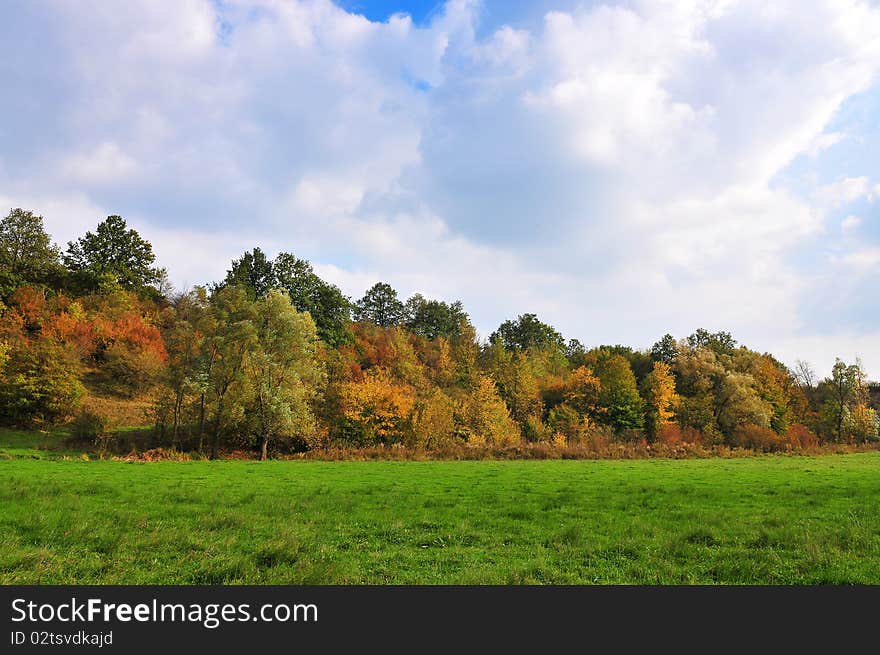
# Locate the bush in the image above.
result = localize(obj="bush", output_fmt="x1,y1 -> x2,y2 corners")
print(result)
784,423 -> 819,449
656,424 -> 703,446
731,424 -> 787,452
70,410 -> 108,446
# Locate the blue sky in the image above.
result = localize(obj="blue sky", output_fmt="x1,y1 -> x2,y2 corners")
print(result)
1,0 -> 879,376
336,0 -> 445,23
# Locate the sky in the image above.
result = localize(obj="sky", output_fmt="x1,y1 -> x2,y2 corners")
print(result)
1,0 -> 879,377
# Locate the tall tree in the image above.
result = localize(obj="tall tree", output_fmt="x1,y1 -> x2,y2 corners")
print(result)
404,294 -> 469,341
273,252 -> 352,347
245,290 -> 323,460
686,329 -> 737,356
203,286 -> 256,459
355,282 -> 405,327
641,360 -> 679,439
0,208 -> 62,297
821,359 -> 874,443
159,287 -> 209,448
221,248 -> 276,299
489,313 -> 565,352
595,354 -> 644,432
64,215 -> 166,295
650,334 -> 679,365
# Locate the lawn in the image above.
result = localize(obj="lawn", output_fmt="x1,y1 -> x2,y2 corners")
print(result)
1,447 -> 878,584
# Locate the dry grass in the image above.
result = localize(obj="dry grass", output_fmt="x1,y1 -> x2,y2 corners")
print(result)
79,391 -> 155,429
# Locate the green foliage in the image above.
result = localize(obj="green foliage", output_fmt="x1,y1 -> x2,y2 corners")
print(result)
245,290 -> 324,459
70,410 -> 109,444
595,354 -> 644,432
355,282 -> 405,327
819,359 -> 873,443
404,294 -> 469,341
0,208 -> 63,298
686,328 -> 737,356
489,313 -> 565,352
220,249 -> 352,347
221,247 -> 276,299
650,334 -> 679,365
273,252 -> 352,348
0,340 -> 85,427
64,215 -> 166,296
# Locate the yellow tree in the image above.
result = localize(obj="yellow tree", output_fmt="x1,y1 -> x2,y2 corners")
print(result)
564,365 -> 601,420
338,367 -> 416,445
641,361 -> 679,440
455,376 -> 519,446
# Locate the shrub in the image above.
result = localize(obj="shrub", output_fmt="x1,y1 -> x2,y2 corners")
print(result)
656,424 -> 703,446
784,423 -> 819,449
731,424 -> 787,452
70,410 -> 108,446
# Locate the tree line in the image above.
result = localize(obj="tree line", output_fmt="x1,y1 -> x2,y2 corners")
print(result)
1,208 -> 877,458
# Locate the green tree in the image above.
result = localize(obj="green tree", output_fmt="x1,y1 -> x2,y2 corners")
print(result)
0,339 -> 85,427
0,208 -> 62,298
595,354 -> 644,433
157,287 -> 209,448
220,248 -> 277,299
715,372 -> 773,438
686,329 -> 737,356
355,282 -> 405,327
489,313 -> 565,352
64,215 -> 166,295
273,252 -> 352,347
404,294 -> 469,341
203,286 -> 256,459
650,334 -> 679,365
820,359 -> 871,443
246,290 -> 324,460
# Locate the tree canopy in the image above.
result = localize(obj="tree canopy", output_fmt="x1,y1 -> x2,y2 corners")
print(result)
64,215 -> 166,295
0,208 -> 62,298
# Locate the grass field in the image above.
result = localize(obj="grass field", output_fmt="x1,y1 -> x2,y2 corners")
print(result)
2,431 -> 879,584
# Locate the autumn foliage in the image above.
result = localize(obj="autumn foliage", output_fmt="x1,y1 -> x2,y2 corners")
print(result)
1,209 -> 878,457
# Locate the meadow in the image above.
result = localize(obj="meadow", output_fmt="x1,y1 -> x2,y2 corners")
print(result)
1,430 -> 878,584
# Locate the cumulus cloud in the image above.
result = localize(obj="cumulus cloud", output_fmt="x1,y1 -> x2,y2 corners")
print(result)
1,0 -> 879,375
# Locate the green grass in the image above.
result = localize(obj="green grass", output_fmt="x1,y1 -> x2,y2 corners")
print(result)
1,449 -> 879,584
0,428 -> 87,459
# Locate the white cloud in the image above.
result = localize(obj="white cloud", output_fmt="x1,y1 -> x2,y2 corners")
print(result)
807,131 -> 846,158
814,176 -> 871,207
841,215 -> 862,231
59,142 -> 138,186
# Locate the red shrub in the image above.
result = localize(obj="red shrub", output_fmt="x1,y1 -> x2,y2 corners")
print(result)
731,424 -> 787,452
784,423 -> 819,449
656,423 -> 703,445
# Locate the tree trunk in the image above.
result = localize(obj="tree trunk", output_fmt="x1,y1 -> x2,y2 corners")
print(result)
172,388 -> 183,450
260,433 -> 269,461
210,396 -> 223,460
197,393 -> 206,454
